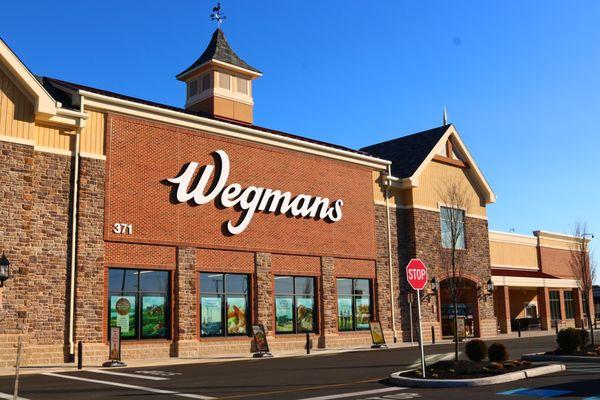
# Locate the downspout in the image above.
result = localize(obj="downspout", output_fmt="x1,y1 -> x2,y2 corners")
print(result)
68,97 -> 85,361
384,166 -> 398,343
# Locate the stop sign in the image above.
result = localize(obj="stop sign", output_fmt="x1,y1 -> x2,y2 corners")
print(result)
406,259 -> 428,290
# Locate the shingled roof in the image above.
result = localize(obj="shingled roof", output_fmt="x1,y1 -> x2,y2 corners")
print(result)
176,28 -> 261,79
360,125 -> 451,179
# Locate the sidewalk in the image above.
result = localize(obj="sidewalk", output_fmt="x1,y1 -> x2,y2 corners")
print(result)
0,330 -> 555,377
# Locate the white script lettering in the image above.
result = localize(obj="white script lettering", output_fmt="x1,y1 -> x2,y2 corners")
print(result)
167,150 -> 344,234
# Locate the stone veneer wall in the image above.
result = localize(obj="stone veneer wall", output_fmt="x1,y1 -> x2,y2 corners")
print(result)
410,208 -> 496,340
0,141 -> 75,367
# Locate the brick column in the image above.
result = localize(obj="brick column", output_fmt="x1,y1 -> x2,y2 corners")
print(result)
320,257 -> 336,348
255,253 -> 273,333
174,247 -> 197,357
496,286 -> 511,333
176,247 -> 196,340
538,287 -> 551,330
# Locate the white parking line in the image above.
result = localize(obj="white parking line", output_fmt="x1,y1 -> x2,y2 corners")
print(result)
297,386 -> 406,400
42,372 -> 214,399
0,393 -> 29,400
87,369 -> 169,381
407,352 -> 453,369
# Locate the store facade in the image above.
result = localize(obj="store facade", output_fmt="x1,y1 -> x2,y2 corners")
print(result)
0,30 -> 592,367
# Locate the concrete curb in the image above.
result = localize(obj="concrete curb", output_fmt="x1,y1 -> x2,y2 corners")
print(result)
389,364 -> 566,388
522,352 -> 600,363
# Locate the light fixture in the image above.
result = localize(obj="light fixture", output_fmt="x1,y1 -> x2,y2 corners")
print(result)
486,278 -> 494,294
430,277 -> 438,294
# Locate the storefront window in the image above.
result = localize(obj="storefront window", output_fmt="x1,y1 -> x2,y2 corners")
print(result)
108,269 -> 170,340
440,206 -> 466,249
337,278 -> 372,331
564,291 -> 575,319
275,276 -> 316,333
199,273 -> 249,337
549,290 -> 562,321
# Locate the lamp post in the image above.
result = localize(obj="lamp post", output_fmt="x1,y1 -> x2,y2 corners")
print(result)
0,252 -> 9,287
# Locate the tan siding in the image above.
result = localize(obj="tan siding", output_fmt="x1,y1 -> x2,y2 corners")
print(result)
0,68 -> 34,141
411,160 -> 487,217
372,171 -> 411,207
34,123 -> 75,151
490,241 -> 539,269
80,109 -> 105,155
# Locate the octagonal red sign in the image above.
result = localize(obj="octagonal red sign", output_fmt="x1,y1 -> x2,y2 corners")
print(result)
406,259 -> 428,290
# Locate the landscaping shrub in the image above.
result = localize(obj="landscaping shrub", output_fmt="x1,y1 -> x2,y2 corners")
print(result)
488,343 -> 509,362
579,329 -> 590,347
557,327 -> 582,354
465,339 -> 488,362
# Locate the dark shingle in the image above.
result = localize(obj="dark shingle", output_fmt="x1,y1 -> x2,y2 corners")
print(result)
360,125 -> 450,178
177,28 -> 261,78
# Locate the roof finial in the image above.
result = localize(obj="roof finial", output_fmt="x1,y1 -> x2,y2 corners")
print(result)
210,2 -> 227,29
442,106 -> 448,125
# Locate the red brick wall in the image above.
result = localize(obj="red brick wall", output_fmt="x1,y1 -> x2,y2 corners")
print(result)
105,242 -> 176,269
104,114 -> 377,260
196,248 -> 254,273
539,247 -> 576,279
271,254 -> 321,276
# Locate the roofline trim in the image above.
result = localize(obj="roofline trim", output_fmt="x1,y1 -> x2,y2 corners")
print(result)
176,59 -> 262,81
79,89 -> 391,170
0,38 -> 58,117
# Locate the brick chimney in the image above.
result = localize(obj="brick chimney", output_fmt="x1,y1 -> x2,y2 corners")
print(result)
176,29 -> 261,124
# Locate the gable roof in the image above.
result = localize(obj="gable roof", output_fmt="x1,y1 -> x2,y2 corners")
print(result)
361,124 -> 496,203
176,29 -> 261,79
0,38 -> 57,116
361,125 -> 449,178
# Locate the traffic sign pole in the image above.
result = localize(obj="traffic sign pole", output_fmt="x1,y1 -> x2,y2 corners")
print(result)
406,259 -> 428,379
416,289 -> 426,378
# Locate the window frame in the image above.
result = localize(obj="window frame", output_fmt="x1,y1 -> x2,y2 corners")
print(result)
440,206 -> 466,250
199,272 -> 250,338
336,278 -> 373,332
549,290 -> 562,321
274,276 -> 318,334
564,291 -> 575,319
108,268 -> 171,341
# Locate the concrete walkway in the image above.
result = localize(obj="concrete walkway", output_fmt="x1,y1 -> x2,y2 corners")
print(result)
0,330 -> 555,377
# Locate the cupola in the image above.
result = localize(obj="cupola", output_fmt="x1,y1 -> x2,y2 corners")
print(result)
176,28 -> 261,124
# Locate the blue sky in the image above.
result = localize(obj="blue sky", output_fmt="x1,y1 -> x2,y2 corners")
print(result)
2,1 -> 599,255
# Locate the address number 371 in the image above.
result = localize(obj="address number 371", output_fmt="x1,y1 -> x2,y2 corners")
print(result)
112,223 -> 133,235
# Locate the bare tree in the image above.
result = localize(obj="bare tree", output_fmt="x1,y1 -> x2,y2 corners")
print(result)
570,221 -> 596,345
437,178 -> 473,361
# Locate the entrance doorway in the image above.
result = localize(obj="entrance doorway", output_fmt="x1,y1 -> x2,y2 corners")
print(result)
440,278 -> 478,338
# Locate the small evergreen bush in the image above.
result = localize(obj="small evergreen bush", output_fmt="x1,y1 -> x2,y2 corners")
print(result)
465,339 -> 488,362
557,327 -> 582,354
488,343 -> 509,362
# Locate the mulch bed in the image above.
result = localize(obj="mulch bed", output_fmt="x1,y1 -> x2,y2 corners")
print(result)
400,360 -> 533,380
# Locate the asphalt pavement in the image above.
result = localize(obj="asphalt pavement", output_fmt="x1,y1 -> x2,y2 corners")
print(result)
1,335 -> 599,400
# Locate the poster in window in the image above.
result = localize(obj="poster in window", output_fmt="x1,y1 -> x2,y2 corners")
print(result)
355,297 -> 371,330
226,296 -> 247,335
275,297 -> 294,332
142,296 -> 167,338
201,296 -> 223,336
337,297 -> 353,331
110,296 -> 136,338
296,297 -> 314,332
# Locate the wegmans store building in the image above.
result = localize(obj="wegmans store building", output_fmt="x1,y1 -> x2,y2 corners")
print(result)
0,30 -> 593,366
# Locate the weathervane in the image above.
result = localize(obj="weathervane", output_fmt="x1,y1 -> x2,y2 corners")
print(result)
211,2 -> 227,28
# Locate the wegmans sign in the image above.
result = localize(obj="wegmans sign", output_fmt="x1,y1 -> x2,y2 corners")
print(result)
167,150 -> 344,235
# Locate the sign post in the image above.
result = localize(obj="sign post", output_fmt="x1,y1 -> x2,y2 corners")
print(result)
406,259 -> 428,378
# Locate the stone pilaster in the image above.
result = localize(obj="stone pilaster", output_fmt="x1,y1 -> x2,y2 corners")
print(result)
320,256 -> 336,346
255,252 -> 273,333
174,246 -> 197,357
